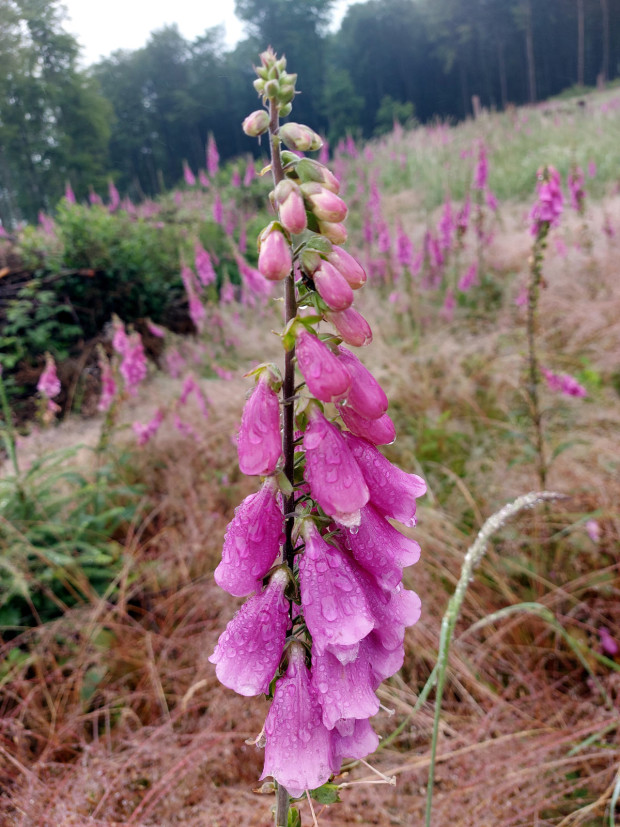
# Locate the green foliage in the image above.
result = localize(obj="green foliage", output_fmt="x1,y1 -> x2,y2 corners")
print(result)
374,95 -> 415,136
0,445 -> 145,630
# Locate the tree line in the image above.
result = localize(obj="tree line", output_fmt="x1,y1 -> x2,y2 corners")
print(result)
1,0 -> 619,225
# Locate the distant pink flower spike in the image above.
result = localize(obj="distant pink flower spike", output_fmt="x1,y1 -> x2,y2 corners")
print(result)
237,374 -> 281,476
458,263 -> 478,292
345,433 -> 426,527
231,168 -> 241,188
209,569 -> 290,696
199,170 -> 210,188
337,347 -> 388,420
37,354 -> 61,399
295,330 -> 351,403
299,522 -> 374,656
206,133 -> 219,178
146,320 -> 166,338
260,642 -> 332,797
132,408 -> 164,446
396,224 -> 414,267
97,352 -> 117,413
243,160 -> 256,187
119,332 -> 147,394
213,193 -> 223,224
108,181 -> 120,211
215,479 -> 284,596
439,288 -> 455,321
303,408 -> 369,527
195,242 -> 216,287
326,306 -> 373,347
65,183 -> 76,204
474,142 -> 488,189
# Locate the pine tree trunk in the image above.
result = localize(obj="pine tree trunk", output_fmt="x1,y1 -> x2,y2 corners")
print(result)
577,0 -> 585,86
524,0 -> 537,102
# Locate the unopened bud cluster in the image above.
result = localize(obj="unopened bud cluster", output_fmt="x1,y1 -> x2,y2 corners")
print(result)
211,48 -> 425,802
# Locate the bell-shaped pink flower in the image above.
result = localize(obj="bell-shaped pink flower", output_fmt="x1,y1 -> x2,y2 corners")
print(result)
338,404 -> 395,446
327,247 -> 367,289
326,306 -> 372,347
311,647 -> 379,730
274,179 -> 307,234
345,434 -> 426,527
296,330 -> 351,403
299,522 -> 374,656
258,229 -> 292,281
119,332 -> 147,395
195,243 -> 216,287
359,571 -> 422,651
313,260 -> 354,311
303,409 -> 369,527
215,479 -> 283,596
237,374 -> 281,476
337,348 -> 388,420
342,503 -> 420,590
301,182 -> 348,223
261,642 -> 333,797
330,718 -> 379,772
209,569 -> 290,696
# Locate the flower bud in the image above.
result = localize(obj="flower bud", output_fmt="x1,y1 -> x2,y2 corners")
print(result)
258,227 -> 292,281
274,179 -> 307,234
337,347 -> 388,420
313,260 -> 354,311
279,102 -> 292,117
296,158 -> 340,194
279,122 -> 323,152
326,306 -> 373,347
295,329 -> 351,403
300,182 -> 348,223
253,78 -> 265,95
338,404 -> 395,446
238,374 -> 282,476
318,220 -> 348,244
327,247 -> 366,289
242,109 -> 270,137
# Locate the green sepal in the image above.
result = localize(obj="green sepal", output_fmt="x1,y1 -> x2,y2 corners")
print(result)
281,151 -> 301,168
304,235 -> 333,255
243,362 -> 283,392
275,469 -> 294,496
310,783 -> 341,804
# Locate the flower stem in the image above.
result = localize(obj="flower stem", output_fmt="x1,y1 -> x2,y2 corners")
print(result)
268,95 -> 297,824
0,370 -> 20,478
526,225 -> 549,488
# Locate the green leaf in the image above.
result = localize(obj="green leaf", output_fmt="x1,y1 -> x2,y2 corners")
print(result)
287,807 -> 302,827
309,782 -> 341,804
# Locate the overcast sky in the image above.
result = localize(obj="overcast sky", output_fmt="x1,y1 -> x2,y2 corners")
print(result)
62,0 -> 356,66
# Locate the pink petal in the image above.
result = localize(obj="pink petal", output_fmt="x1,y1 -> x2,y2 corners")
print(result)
237,375 -> 282,476
337,348 -> 388,420
311,648 -> 379,729
296,330 -> 351,403
215,479 -> 283,596
209,570 -> 289,696
338,404 -> 395,446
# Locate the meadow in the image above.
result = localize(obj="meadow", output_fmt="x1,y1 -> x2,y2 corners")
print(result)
0,85 -> 619,826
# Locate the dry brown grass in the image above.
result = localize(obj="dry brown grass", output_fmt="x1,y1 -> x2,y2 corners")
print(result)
1,200 -> 619,826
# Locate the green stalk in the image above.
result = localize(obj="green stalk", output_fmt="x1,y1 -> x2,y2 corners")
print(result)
0,370 -> 20,478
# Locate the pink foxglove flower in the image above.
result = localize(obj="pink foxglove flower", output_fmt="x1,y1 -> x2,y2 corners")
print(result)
337,347 -> 388,420
299,522 -> 374,657
295,329 -> 351,403
327,247 -> 367,289
330,718 -> 379,770
65,183 -> 75,204
529,166 -> 563,235
311,647 -> 380,730
313,261 -> 354,311
37,353 -> 61,399
342,503 -> 420,590
237,374 -> 282,476
209,569 -> 290,696
183,162 -> 196,187
326,306 -> 372,347
598,627 -> 618,657
213,193 -> 223,224
244,159 -> 256,187
396,224 -> 414,268
474,142 -> 488,189
345,434 -> 426,527
303,409 -> 369,527
542,368 -> 587,398
338,404 -> 395,446
112,318 -> 129,356
260,642 -> 332,797
318,220 -> 348,244
146,319 -> 166,339
258,229 -> 292,281
585,520 -> 600,543
215,479 -> 284,596
359,631 -> 405,687
439,288 -> 455,322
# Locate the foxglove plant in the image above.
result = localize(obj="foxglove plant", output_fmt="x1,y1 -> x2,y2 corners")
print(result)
209,49 -> 425,826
